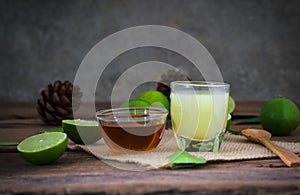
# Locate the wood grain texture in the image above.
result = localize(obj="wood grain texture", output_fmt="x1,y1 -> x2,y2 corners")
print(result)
1,102 -> 300,194
1,152 -> 300,194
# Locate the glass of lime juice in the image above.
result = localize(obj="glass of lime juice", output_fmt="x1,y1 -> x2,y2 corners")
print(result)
170,81 -> 229,153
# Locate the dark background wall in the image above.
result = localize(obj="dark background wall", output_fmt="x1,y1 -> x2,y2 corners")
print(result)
1,0 -> 299,102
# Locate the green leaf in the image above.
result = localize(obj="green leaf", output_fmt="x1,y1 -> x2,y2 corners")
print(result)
39,127 -> 64,134
235,117 -> 260,125
0,142 -> 19,146
167,151 -> 206,165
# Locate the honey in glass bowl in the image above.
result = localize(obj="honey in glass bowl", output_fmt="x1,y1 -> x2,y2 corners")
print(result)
96,107 -> 168,154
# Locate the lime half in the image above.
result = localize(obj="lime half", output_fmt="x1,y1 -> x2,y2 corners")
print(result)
17,132 -> 68,165
62,119 -> 101,144
228,96 -> 236,114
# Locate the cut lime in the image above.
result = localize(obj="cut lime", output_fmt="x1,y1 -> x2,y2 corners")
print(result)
120,99 -> 150,108
62,119 -> 101,144
228,96 -> 236,114
17,132 -> 67,165
138,90 -> 170,110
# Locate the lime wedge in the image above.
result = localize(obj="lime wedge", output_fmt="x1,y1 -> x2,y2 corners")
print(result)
17,132 -> 67,165
62,119 -> 101,144
228,96 -> 236,114
120,99 -> 150,108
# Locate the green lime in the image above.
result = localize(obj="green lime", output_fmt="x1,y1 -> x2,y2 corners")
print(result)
120,99 -> 151,108
17,132 -> 67,165
228,96 -> 236,114
62,119 -> 101,144
226,114 -> 232,130
138,90 -> 170,110
260,97 -> 300,136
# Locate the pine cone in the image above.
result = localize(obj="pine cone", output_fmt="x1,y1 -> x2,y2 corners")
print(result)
157,70 -> 191,101
36,80 -> 82,125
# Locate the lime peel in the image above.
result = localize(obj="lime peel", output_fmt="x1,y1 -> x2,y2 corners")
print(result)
63,119 -> 99,126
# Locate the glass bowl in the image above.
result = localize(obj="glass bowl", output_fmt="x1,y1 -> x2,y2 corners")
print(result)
96,107 -> 168,154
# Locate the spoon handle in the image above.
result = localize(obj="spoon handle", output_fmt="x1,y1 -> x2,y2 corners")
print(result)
262,139 -> 300,167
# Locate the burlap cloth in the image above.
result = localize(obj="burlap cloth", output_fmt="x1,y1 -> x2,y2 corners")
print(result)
68,129 -> 300,169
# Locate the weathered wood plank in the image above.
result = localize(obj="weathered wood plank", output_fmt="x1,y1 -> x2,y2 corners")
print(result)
232,101 -> 263,117
0,102 -> 110,120
1,152 -> 300,194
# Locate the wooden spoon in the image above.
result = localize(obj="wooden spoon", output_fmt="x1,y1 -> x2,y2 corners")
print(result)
242,129 -> 300,167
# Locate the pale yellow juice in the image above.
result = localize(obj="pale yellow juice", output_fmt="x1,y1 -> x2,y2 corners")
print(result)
171,92 -> 228,141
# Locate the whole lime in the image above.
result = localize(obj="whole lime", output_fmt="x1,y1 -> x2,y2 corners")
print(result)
138,90 -> 170,110
260,97 -> 300,136
17,132 -> 68,165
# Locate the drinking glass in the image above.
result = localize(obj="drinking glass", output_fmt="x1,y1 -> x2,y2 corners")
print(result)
170,81 -> 229,152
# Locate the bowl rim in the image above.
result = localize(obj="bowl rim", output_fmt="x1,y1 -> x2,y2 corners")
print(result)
96,107 -> 169,122
171,81 -> 229,87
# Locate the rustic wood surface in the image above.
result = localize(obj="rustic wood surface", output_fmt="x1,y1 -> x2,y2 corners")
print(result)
0,102 -> 300,194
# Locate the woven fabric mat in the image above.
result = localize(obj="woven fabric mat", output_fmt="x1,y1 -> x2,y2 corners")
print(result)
68,130 -> 300,169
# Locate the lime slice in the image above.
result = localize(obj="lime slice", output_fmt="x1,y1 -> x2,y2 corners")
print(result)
120,99 -> 150,108
228,96 -> 236,114
17,132 -> 67,165
138,90 -> 170,110
62,119 -> 101,144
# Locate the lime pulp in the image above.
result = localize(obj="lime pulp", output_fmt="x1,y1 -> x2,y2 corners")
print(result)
17,132 -> 68,165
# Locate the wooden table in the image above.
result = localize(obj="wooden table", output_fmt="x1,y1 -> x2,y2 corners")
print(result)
1,102 -> 300,194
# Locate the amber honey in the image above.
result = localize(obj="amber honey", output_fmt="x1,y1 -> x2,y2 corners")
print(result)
97,107 -> 168,153
99,118 -> 165,153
